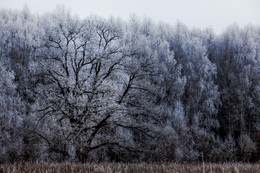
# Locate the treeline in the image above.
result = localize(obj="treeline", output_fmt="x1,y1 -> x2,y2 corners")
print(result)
0,7 -> 259,163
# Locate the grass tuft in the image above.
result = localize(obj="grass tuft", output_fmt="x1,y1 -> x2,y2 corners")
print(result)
0,163 -> 259,173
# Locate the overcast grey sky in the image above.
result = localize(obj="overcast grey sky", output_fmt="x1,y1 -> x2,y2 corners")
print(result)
1,0 -> 260,34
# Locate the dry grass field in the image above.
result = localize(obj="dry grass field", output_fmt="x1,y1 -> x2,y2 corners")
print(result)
0,163 -> 259,173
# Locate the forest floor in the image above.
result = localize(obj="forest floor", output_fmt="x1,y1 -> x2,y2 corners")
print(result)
0,162 -> 259,173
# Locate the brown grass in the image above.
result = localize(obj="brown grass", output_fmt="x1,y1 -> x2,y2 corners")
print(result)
0,163 -> 259,173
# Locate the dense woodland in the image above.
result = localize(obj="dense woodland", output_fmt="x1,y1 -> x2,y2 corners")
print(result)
0,7 -> 259,163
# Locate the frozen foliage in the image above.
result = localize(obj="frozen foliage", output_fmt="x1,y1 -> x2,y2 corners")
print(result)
0,7 -> 259,163
0,61 -> 25,162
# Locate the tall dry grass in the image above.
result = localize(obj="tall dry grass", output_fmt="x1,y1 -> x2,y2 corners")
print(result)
0,163 -> 259,173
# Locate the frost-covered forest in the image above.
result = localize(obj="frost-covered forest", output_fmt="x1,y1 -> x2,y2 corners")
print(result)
0,7 -> 259,163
